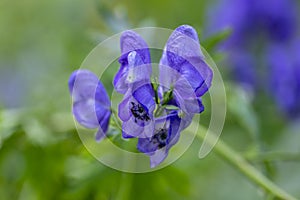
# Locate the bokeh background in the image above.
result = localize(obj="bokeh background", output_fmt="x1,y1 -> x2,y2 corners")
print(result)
1,0 -> 300,199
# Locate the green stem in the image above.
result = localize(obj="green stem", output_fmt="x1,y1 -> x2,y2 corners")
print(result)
193,125 -> 298,200
110,108 -> 122,130
246,152 -> 300,162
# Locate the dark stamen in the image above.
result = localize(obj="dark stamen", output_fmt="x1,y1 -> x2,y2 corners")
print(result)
130,102 -> 151,122
152,128 -> 168,148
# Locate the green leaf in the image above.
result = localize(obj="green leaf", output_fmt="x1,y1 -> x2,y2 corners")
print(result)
227,84 -> 259,139
202,28 -> 232,52
0,109 -> 23,147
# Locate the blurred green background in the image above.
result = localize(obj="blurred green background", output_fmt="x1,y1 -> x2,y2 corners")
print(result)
1,0 -> 300,199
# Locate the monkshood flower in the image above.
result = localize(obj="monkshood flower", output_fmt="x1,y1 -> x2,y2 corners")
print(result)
206,0 -> 300,118
254,0 -> 297,41
113,25 -> 212,167
206,0 -> 254,49
159,25 -> 213,113
206,0 -> 298,88
69,25 -> 212,168
114,30 -> 156,138
137,111 -> 193,168
143,25 -> 213,167
118,82 -> 156,138
229,50 -> 256,88
207,0 -> 297,47
68,70 -> 111,141
267,41 -> 300,118
113,30 -> 152,94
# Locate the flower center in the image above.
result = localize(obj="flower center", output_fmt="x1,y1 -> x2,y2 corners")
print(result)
130,102 -> 150,122
152,128 -> 168,148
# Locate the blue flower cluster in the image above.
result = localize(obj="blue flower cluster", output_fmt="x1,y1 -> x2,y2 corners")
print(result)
68,25 -> 213,167
207,0 -> 300,117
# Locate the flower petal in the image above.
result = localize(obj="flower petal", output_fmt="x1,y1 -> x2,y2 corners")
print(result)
114,51 -> 152,94
132,83 -> 155,112
72,99 -> 100,129
126,52 -> 152,84
137,137 -> 158,153
166,114 -> 181,148
143,120 -> 155,138
138,113 -> 185,168
163,25 -> 204,68
175,25 -> 200,41
95,127 -> 106,142
149,148 -> 168,168
118,93 -> 132,121
122,116 -> 144,138
69,70 -> 100,102
114,30 -> 152,94
180,60 -> 213,97
180,112 -> 194,130
98,108 -> 111,134
137,116 -> 169,153
69,70 -> 111,131
120,30 -> 150,57
173,80 -> 205,114
158,64 -> 180,91
159,25 -> 213,99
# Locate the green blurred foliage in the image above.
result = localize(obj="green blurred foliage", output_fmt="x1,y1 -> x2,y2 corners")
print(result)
0,0 -> 300,199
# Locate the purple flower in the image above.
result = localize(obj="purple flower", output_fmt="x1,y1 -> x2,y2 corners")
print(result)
206,0 -> 254,49
159,25 -> 213,113
113,30 -> 152,94
267,41 -> 300,118
113,25 -> 213,167
114,31 -> 156,138
229,50 -> 256,87
131,25 -> 211,167
68,70 -> 111,141
208,0 -> 297,47
206,0 -> 298,90
118,82 -> 156,138
137,111 -> 193,168
254,0 -> 297,41
68,25 -> 213,168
